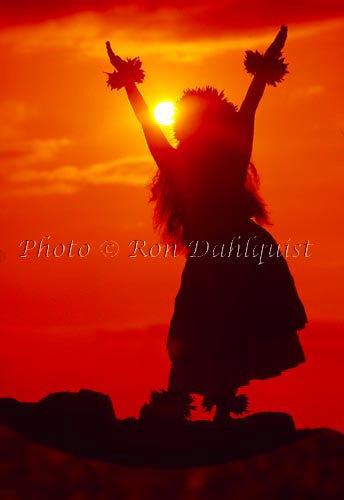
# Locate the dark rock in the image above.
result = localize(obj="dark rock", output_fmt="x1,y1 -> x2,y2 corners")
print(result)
38,389 -> 116,424
0,389 -> 301,466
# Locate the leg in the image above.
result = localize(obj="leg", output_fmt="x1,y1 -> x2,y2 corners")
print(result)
212,388 -> 249,423
214,388 -> 237,423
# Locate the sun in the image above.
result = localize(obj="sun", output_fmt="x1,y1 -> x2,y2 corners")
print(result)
154,101 -> 175,126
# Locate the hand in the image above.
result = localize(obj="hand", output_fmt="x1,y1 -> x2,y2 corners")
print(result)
106,41 -> 126,70
105,41 -> 145,90
265,25 -> 288,59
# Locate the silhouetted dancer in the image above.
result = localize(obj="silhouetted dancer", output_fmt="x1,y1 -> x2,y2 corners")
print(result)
105,25 -> 307,422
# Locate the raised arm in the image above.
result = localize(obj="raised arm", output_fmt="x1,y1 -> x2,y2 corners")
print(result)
106,41 -> 175,172
240,25 -> 288,117
239,74 -> 266,117
125,83 -> 176,169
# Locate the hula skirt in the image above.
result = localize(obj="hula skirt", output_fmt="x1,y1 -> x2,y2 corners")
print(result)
167,220 -> 307,396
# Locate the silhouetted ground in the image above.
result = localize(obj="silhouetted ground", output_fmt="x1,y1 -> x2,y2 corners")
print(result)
0,389 -> 299,466
0,390 -> 343,498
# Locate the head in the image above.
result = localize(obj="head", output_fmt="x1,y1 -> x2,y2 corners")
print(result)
150,86 -> 269,247
173,86 -> 238,145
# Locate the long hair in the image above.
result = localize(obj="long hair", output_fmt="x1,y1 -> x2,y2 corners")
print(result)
150,87 -> 270,246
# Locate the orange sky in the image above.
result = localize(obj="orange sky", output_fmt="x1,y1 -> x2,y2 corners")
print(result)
0,2 -> 343,429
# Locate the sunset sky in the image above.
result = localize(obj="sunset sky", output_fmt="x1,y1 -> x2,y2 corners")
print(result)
0,1 -> 343,430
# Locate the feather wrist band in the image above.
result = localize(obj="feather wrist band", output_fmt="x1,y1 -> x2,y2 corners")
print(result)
244,50 -> 288,86
106,57 -> 145,90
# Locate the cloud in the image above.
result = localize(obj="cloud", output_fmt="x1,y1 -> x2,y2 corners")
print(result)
0,100 -> 72,170
3,155 -> 155,197
306,85 -> 325,96
1,0 -> 344,30
0,137 -> 72,176
292,84 -> 326,100
0,100 -> 34,140
18,138 -> 72,163
1,9 -> 343,65
3,183 -> 77,197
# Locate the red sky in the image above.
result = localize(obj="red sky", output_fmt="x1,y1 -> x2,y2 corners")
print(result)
0,1 -> 343,430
